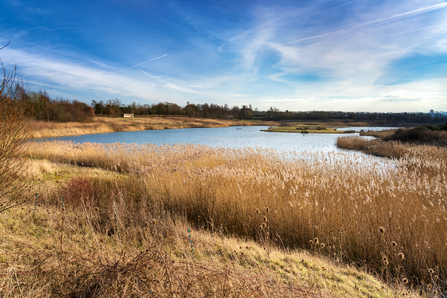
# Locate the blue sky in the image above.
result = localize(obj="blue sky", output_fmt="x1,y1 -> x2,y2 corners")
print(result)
1,0 -> 446,112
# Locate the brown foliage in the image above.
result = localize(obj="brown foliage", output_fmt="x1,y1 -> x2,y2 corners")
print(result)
0,62 -> 32,213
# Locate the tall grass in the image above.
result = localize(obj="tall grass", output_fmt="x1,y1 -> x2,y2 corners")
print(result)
27,140 -> 447,289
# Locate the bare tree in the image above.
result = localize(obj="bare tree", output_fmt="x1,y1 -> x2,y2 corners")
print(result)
0,59 -> 32,213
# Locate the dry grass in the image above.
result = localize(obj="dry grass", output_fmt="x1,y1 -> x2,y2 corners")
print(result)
0,162 -> 400,297
23,140 -> 447,296
29,117 -> 279,138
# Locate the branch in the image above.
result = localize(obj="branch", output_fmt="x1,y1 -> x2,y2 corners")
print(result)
0,40 -> 11,50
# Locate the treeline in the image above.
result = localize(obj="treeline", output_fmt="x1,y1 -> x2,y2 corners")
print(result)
10,88 -> 95,122
92,99 -> 254,119
26,91 -> 95,122
264,109 -> 447,124
10,87 -> 447,124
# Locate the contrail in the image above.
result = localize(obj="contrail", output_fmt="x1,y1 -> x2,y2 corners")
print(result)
285,3 -> 447,45
118,54 -> 168,72
368,2 -> 447,25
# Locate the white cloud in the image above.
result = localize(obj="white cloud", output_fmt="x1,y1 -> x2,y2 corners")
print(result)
1,0 -> 446,112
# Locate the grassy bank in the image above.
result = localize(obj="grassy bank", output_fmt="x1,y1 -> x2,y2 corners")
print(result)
21,140 -> 447,296
29,117 -> 279,138
0,159 -> 402,297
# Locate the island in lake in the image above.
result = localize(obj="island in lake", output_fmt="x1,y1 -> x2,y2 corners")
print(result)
261,125 -> 356,134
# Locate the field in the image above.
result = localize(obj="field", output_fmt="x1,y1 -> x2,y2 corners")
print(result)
2,138 -> 444,296
29,117 -> 279,138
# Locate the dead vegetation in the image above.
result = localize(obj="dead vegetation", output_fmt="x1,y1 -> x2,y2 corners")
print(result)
19,139 -> 447,296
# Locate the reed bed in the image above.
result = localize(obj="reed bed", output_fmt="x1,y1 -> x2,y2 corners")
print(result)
26,140 -> 447,292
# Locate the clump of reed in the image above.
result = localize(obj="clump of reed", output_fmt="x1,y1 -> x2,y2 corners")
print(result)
25,140 -> 447,289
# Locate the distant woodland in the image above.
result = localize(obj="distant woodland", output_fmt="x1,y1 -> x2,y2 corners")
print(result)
9,86 -> 447,124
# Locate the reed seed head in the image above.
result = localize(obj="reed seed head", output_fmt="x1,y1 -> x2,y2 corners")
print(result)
398,252 -> 405,260
392,241 -> 397,247
314,237 -> 319,244
379,226 -> 385,234
403,278 -> 408,284
152,219 -> 157,225
266,207 -> 269,213
428,268 -> 434,274
259,225 -> 262,230
256,209 -> 260,215
320,243 -> 325,249
434,275 -> 438,280
263,216 -> 267,222
95,207 -> 99,212
309,240 -> 313,245
262,222 -> 267,228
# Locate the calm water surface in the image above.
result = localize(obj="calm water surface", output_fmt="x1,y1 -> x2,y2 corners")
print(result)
43,126 -> 396,153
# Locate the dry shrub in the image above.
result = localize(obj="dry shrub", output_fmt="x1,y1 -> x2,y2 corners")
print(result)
60,176 -> 95,209
55,249 -> 328,297
0,245 -> 333,298
0,63 -> 32,213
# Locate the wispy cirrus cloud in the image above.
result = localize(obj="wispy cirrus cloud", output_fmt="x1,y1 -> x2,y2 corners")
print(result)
0,0 -> 446,111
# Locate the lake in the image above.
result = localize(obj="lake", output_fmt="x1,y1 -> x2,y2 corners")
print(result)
42,126 -> 397,153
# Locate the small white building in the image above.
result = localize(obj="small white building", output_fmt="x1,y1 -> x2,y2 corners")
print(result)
123,113 -> 134,118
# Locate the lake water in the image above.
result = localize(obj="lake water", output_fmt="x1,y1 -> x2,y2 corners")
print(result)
42,126 -> 397,153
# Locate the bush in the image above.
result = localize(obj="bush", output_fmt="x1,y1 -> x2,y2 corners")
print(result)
0,63 -> 32,213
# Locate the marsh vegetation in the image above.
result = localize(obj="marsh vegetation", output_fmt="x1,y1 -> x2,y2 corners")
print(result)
13,138 -> 445,296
